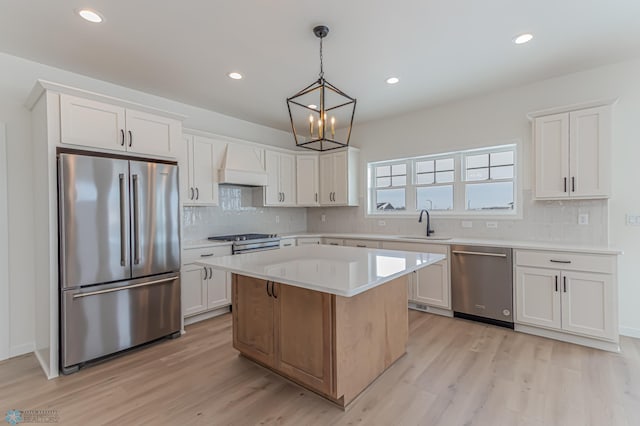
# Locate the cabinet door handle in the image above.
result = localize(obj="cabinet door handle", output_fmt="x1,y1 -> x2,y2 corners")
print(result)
283,192 -> 285,202
266,281 -> 272,297
571,177 -> 575,192
272,282 -> 278,299
128,130 -> 133,147
564,177 -> 568,193
203,267 -> 207,280
550,259 -> 571,264
563,276 -> 567,293
195,187 -> 199,200
315,192 -> 318,202
189,187 -> 194,200
555,275 -> 558,292
209,267 -> 213,280
120,129 -> 125,146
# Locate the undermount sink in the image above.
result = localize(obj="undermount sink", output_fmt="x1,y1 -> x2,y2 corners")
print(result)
397,235 -> 453,241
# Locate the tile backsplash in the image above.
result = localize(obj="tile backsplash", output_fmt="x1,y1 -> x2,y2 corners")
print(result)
182,185 -> 307,241
306,190 -> 609,246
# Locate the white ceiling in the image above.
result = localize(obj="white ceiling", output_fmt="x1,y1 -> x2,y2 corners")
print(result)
1,1 -> 639,131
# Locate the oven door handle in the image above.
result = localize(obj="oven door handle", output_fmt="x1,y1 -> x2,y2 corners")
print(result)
72,277 -> 176,299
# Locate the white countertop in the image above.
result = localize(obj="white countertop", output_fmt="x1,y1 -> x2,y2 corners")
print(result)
197,245 -> 445,297
183,232 -> 622,255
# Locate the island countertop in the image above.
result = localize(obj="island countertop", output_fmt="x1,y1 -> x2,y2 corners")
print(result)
196,245 -> 445,297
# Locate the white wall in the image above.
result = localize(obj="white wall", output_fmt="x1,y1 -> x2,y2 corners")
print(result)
0,51 -> 294,360
309,58 -> 640,337
0,123 -> 9,360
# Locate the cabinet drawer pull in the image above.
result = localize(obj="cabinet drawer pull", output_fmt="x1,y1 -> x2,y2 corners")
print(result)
200,253 -> 214,257
283,243 -> 293,247
356,244 -> 367,248
329,243 -> 339,246
550,259 -> 571,264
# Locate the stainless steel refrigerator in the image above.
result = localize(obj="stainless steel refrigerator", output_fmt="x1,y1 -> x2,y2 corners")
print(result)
58,152 -> 181,374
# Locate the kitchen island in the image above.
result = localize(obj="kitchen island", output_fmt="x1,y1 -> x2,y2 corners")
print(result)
198,245 -> 445,407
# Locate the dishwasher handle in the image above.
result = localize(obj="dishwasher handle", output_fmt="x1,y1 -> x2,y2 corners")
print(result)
452,250 -> 507,258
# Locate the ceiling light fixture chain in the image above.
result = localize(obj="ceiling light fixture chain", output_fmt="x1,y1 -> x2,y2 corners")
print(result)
286,24 -> 357,152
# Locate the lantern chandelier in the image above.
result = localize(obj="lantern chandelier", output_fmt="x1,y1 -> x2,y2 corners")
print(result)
286,25 -> 357,152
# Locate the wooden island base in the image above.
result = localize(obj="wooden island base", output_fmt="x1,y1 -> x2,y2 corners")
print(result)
232,273 -> 409,407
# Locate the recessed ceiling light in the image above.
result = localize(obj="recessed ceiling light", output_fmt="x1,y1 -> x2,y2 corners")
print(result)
228,72 -> 243,80
308,104 -> 317,109
77,9 -> 104,23
513,33 -> 533,45
386,77 -> 400,85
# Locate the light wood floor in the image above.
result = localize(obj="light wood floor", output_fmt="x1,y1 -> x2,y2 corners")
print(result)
2,311 -> 639,425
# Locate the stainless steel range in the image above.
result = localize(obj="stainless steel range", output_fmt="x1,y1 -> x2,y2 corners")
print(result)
208,233 -> 281,254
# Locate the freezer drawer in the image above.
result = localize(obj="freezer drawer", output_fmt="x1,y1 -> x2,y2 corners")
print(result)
61,273 -> 181,371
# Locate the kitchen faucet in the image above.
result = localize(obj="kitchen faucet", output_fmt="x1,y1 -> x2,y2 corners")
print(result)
418,209 -> 435,237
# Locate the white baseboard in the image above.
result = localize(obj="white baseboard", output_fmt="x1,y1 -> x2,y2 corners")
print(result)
619,326 -> 640,339
184,305 -> 231,326
10,342 -> 34,358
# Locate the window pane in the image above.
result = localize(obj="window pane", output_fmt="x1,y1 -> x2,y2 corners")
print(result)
416,172 -> 434,185
465,182 -> 514,210
466,168 -> 489,181
415,161 -> 434,173
491,151 -> 514,166
417,186 -> 453,211
392,164 -> 407,175
435,171 -> 454,183
491,165 -> 514,180
436,158 -> 454,171
376,189 -> 406,211
376,177 -> 391,187
392,175 -> 407,186
466,154 -> 488,169
376,165 -> 390,177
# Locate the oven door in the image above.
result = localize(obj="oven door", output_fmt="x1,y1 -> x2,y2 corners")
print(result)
60,272 -> 181,372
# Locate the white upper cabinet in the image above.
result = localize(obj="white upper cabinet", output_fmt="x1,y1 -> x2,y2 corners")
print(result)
180,134 -> 219,206
264,150 -> 296,206
533,104 -> 612,199
319,148 -> 359,206
296,155 -> 320,206
60,94 -> 181,158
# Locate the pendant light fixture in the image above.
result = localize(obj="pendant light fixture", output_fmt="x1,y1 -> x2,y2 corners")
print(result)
286,25 -> 357,151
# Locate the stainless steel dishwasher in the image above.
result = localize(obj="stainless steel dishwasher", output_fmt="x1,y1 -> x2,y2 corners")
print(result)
451,245 -> 513,328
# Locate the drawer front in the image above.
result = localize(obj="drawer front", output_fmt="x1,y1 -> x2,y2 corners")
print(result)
280,238 -> 296,248
183,245 -> 232,265
323,238 -> 344,246
515,250 -> 615,274
344,239 -> 380,249
382,241 -> 449,255
297,237 -> 321,245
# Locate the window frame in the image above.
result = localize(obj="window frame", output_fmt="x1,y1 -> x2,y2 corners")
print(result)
367,142 -> 520,219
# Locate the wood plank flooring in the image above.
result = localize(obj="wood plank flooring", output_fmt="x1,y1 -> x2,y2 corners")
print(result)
1,311 -> 639,425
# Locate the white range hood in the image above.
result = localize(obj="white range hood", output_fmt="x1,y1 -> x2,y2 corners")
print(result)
218,144 -> 268,186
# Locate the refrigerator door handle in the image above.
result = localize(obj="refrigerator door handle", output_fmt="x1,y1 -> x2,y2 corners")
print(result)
132,174 -> 140,265
119,173 -> 127,266
72,276 -> 177,299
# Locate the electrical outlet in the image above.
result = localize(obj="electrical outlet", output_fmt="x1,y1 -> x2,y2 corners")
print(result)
486,221 -> 498,229
627,214 -> 640,226
321,214 -> 326,223
578,213 -> 589,225
275,215 -> 280,224
378,220 -> 386,227
461,221 -> 473,228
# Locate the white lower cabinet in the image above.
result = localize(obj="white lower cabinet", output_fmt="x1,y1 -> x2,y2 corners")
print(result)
381,241 -> 450,310
182,245 -> 232,321
514,250 -> 617,343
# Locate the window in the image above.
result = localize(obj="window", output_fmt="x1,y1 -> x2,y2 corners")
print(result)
368,144 -> 517,216
374,163 -> 407,211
